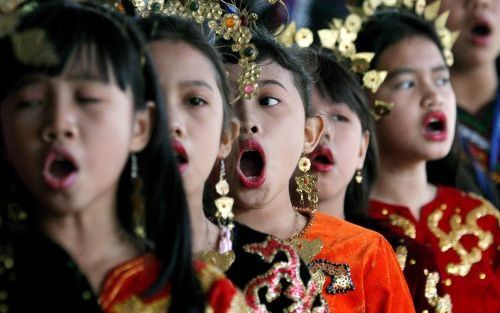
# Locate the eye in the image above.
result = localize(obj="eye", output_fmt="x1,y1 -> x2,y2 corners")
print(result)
187,96 -> 208,106
76,95 -> 100,104
259,96 -> 280,106
330,114 -> 349,122
395,80 -> 415,90
436,76 -> 450,86
16,99 -> 44,109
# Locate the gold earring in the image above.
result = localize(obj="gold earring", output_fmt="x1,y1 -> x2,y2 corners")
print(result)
354,169 -> 363,184
130,154 -> 145,239
295,156 -> 319,211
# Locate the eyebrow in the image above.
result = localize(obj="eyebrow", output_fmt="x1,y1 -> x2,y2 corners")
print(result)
179,80 -> 214,92
259,79 -> 288,93
386,64 -> 449,81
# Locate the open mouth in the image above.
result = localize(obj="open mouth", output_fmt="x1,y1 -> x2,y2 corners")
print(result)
237,140 -> 266,188
43,149 -> 79,191
469,19 -> 492,45
422,111 -> 448,142
172,140 -> 188,174
310,145 -> 335,173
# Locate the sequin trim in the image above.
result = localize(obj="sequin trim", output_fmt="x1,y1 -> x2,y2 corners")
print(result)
309,259 -> 354,295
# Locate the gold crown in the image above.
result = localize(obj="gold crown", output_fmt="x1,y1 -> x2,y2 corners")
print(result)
276,0 -> 457,120
121,0 -> 283,100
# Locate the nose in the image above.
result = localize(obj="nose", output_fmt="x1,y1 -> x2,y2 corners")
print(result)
322,116 -> 333,142
40,99 -> 78,143
167,100 -> 186,139
467,0 -> 491,10
421,86 -> 444,110
236,102 -> 260,135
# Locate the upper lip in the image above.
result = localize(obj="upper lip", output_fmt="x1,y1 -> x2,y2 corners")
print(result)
171,140 -> 188,164
469,16 -> 492,37
238,139 -> 266,165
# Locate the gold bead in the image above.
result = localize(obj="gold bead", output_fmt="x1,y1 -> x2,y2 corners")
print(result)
409,259 -> 416,265
479,273 -> 486,280
381,209 -> 389,215
443,278 -> 452,286
422,310 -> 429,313
423,268 -> 429,276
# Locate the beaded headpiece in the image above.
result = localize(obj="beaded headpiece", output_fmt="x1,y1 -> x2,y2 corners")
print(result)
121,0 -> 284,100
276,0 -> 458,120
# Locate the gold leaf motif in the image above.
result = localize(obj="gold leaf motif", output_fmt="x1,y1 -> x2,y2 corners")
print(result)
196,250 -> 236,272
423,0 -> 441,21
288,237 -> 323,264
317,28 -> 338,49
350,52 -> 375,73
11,28 -> 58,67
427,202 -> 499,276
363,70 -> 388,93
373,100 -> 394,120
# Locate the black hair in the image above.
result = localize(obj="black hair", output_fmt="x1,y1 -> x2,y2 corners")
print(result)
0,2 -> 203,312
302,48 -> 379,221
139,14 -> 233,130
355,10 -> 445,69
219,26 -> 313,117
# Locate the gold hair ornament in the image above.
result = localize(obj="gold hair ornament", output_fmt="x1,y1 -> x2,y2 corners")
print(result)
125,0 -> 285,101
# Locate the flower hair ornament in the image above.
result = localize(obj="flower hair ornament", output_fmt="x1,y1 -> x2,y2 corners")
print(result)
275,0 -> 458,120
121,0 -> 286,101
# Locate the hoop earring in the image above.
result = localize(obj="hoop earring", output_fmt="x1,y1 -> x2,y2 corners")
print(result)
295,156 -> 319,211
354,169 -> 363,184
130,154 -> 145,239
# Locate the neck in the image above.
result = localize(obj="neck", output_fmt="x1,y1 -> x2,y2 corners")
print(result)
187,191 -> 219,254
41,193 -> 140,293
371,157 -> 436,220
318,194 -> 345,219
451,62 -> 498,114
234,189 -> 306,240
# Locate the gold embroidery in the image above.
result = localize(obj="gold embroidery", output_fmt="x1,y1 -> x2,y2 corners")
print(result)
195,250 -> 235,272
197,263 -> 225,293
112,296 -> 168,313
424,272 -> 452,313
229,290 -> 251,313
288,237 -> 323,264
389,214 -> 416,239
427,201 -> 499,276
395,245 -> 408,271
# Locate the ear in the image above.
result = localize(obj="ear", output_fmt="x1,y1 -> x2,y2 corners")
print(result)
217,118 -> 240,159
303,114 -> 325,154
129,101 -> 155,153
356,130 -> 370,168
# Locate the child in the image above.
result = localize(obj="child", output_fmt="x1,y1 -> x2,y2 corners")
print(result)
356,8 -> 500,313
222,27 -> 415,313
141,14 -> 327,312
0,2 -> 240,312
304,49 -> 377,221
440,0 -> 500,206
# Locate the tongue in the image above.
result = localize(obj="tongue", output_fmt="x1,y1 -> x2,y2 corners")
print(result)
50,160 -> 75,178
240,151 -> 263,177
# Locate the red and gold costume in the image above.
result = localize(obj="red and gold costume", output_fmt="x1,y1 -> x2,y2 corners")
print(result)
290,210 -> 415,313
369,186 -> 500,313
100,253 -> 247,313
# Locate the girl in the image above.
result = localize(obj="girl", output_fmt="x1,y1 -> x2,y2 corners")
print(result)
0,2 -> 240,312
222,27 -> 415,313
304,49 -> 377,221
141,14 -> 327,312
356,9 -> 500,313
440,0 -> 500,206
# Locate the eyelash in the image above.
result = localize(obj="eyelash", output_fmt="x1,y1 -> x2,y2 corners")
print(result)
330,114 -> 349,122
259,96 -> 280,106
187,97 -> 208,106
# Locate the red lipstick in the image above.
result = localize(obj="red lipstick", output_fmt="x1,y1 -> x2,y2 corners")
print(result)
310,145 -> 335,173
422,111 -> 448,142
237,139 -> 266,189
172,140 -> 188,174
42,148 -> 78,191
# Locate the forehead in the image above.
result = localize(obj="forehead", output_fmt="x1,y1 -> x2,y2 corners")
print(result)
377,36 -> 446,72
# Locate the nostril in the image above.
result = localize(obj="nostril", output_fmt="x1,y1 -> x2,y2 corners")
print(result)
250,126 -> 258,133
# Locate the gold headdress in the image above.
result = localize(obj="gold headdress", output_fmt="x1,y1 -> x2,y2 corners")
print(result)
276,0 -> 458,120
121,0 -> 284,100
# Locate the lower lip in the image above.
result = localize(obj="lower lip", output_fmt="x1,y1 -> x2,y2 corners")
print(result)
469,35 -> 491,47
312,161 -> 334,173
43,172 -> 78,191
238,170 -> 266,189
423,130 -> 448,141
178,163 -> 188,174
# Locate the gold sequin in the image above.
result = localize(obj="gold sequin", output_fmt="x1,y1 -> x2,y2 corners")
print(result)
381,209 -> 389,215
425,272 -> 452,313
479,273 -> 486,280
389,213 -> 416,239
410,259 -> 416,265
395,245 -> 408,271
443,278 -> 452,286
